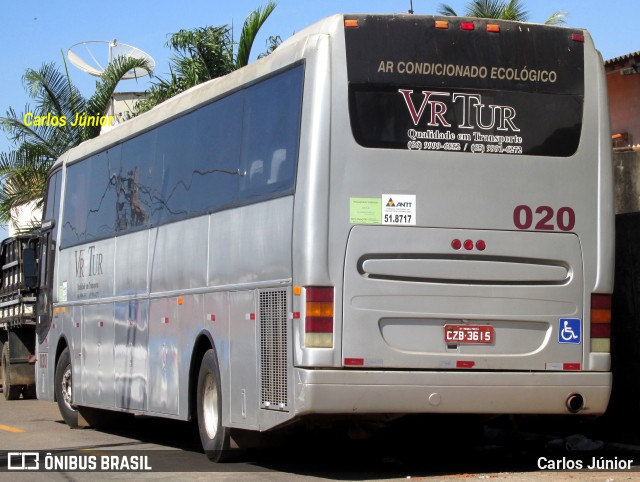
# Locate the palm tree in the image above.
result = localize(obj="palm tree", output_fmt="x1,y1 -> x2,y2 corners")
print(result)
136,2 -> 277,114
258,35 -> 283,60
0,55 -> 153,229
438,0 -> 567,25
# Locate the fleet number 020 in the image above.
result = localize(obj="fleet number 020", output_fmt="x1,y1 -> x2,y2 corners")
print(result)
513,205 -> 576,232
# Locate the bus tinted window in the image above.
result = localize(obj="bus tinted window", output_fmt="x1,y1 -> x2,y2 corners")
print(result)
44,170 -> 61,222
118,131 -> 159,231
349,86 -> 583,156
344,15 -> 584,157
62,147 -> 119,245
60,65 -> 304,249
155,114 -> 196,223
240,66 -> 303,200
191,92 -> 243,214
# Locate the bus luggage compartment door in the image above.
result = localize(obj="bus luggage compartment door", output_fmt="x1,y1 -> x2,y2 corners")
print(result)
342,226 -> 584,371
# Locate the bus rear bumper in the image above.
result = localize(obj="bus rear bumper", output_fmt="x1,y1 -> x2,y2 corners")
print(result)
294,369 -> 611,416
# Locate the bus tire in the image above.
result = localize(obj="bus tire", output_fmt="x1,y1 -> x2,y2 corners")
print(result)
55,347 -> 78,427
2,343 -> 22,400
197,349 -> 232,461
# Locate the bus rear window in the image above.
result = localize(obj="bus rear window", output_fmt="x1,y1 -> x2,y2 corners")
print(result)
349,86 -> 583,156
344,15 -> 585,157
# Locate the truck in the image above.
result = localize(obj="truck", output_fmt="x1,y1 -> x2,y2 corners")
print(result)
0,235 -> 39,400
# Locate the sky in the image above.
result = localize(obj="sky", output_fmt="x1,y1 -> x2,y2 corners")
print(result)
0,0 -> 639,236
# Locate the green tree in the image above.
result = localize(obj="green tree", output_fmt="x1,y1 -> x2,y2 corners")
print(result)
438,0 -> 567,25
136,2 -> 277,113
0,55 -> 152,228
258,35 -> 283,60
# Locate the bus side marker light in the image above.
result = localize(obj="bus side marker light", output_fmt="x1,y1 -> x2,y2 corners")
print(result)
435,20 -> 449,29
548,362 -> 581,370
344,358 -> 364,366
571,33 -> 585,43
456,360 -> 475,368
99,321 -> 104,327
460,21 -> 475,31
487,24 -> 500,33
344,19 -> 359,29
177,297 -> 183,306
476,240 -> 486,251
463,239 -> 474,250
162,317 -> 170,324
208,314 -> 216,322
293,286 -> 301,296
451,239 -> 462,250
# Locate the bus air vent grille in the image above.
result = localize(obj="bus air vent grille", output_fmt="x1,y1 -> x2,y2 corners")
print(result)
259,289 -> 289,411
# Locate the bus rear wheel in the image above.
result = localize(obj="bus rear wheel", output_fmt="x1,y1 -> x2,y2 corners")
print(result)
55,347 -> 78,427
197,349 -> 232,461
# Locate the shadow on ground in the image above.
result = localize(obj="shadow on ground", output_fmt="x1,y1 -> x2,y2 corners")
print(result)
73,413 -> 638,478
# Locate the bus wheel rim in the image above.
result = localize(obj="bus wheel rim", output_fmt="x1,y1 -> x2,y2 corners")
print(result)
61,366 -> 73,409
203,373 -> 219,440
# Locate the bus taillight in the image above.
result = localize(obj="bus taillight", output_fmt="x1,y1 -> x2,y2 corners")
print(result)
590,294 -> 611,353
304,287 -> 334,348
571,33 -> 585,43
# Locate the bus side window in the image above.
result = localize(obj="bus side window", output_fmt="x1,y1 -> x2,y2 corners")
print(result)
239,66 -> 303,200
61,148 -> 118,247
44,170 -> 61,224
62,166 -> 89,246
191,92 -> 242,214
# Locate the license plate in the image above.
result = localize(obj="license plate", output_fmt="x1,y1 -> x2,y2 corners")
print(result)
444,324 -> 495,344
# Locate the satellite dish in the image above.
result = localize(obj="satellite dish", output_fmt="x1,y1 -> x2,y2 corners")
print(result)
67,40 -> 155,79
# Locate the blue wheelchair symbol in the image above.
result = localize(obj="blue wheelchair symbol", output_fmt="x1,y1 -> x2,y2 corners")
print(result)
559,318 -> 581,344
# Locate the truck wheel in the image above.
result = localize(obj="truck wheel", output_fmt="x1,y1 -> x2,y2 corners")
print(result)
55,348 -> 78,427
197,349 -> 232,461
22,385 -> 37,399
2,343 -> 22,400
0,339 -> 3,387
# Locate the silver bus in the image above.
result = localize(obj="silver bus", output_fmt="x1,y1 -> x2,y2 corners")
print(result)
36,14 -> 614,460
